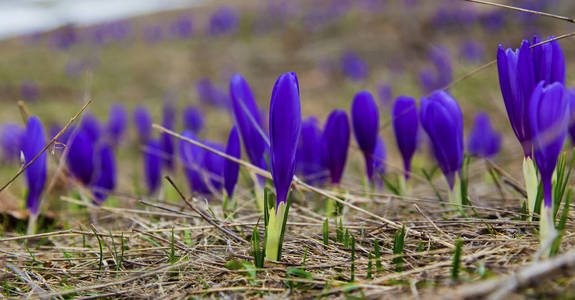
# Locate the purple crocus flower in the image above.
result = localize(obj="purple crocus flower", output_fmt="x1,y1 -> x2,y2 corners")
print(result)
203,141 -> 225,191
179,131 -> 211,195
497,36 -> 565,157
377,83 -> 393,109
296,117 -> 326,185
392,96 -> 419,179
143,139 -> 163,194
322,110 -> 350,185
270,72 -> 301,207
183,106 -> 204,133
80,113 -> 102,143
224,126 -> 241,198
419,46 -> 453,93
567,88 -> 575,144
197,78 -> 229,108
107,103 -> 127,147
460,40 -> 485,63
161,101 -> 176,170
67,128 -> 96,185
208,6 -> 239,36
373,137 -> 387,182
170,16 -> 194,39
467,112 -> 502,158
351,91 -> 379,181
21,116 -> 47,215
340,51 -> 369,82
1,123 -> 25,163
420,90 -> 463,189
530,82 -> 569,210
92,143 -> 116,203
229,74 -> 269,171
133,105 -> 152,144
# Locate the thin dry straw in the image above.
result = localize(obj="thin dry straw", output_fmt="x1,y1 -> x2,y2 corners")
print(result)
0,100 -> 92,193
464,0 -> 575,23
153,123 -> 456,249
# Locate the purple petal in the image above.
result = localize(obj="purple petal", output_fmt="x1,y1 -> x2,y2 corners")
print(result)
22,116 -> 47,215
351,91 -> 379,180
392,96 -> 419,179
322,110 -> 350,185
224,126 -> 241,198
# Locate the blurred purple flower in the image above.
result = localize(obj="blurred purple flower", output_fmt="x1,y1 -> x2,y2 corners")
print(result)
460,40 -> 485,63
322,110 -> 350,185
392,96 -> 419,179
530,82 -> 569,210
269,72 -> 301,207
107,103 -> 127,147
183,106 -> 204,134
197,78 -> 229,108
296,117 -> 327,185
203,141 -> 225,192
170,16 -> 194,39
91,142 -> 116,203
22,116 -> 47,215
208,6 -> 240,36
420,90 -> 463,188
1,123 -> 25,163
568,88 -> 575,144
143,139 -> 163,195
51,25 -> 78,50
480,10 -> 505,33
229,74 -> 269,171
179,131 -> 211,195
224,126 -> 241,198
467,112 -> 501,158
80,113 -> 102,142
340,51 -> 369,82
133,105 -> 152,144
377,83 -> 393,109
20,80 -> 39,101
67,128 -> 96,185
161,100 -> 176,170
419,46 -> 452,93
373,137 -> 387,185
143,25 -> 164,43
352,91 -> 379,181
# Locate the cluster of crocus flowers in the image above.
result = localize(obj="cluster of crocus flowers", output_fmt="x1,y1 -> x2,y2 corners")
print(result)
420,90 -> 464,207
266,72 -> 301,261
392,96 -> 419,192
497,36 -> 565,220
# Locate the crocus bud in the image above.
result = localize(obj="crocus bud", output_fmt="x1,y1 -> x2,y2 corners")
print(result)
183,106 -> 204,133
340,51 -> 368,81
143,139 -> 162,194
179,131 -> 211,195
92,142 -> 116,203
530,82 -> 568,210
270,72 -> 301,206
322,110 -> 350,185
107,103 -> 127,147
161,101 -> 176,170
497,36 -> 565,157
1,123 -> 25,163
67,128 -> 95,185
420,90 -> 463,189
351,91 -> 379,181
230,74 -> 268,171
224,126 -> 241,198
467,112 -> 501,158
80,113 -> 102,142
133,105 -> 152,144
392,96 -> 419,179
22,116 -> 47,215
296,117 -> 326,185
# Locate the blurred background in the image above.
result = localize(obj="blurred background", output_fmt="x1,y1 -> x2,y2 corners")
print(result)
0,0 -> 574,197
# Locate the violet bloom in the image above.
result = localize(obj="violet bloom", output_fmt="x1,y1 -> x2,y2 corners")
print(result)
133,105 -> 152,144
143,139 -> 163,194
467,112 -> 502,158
208,6 -> 239,36
161,101 -> 176,170
497,36 -> 565,157
170,16 -> 194,38
419,46 -> 452,93
460,40 -> 485,63
296,117 -> 326,185
107,103 -> 127,147
1,123 -> 25,163
340,51 -> 369,82
351,91 -> 379,181
377,83 -> 393,109
224,126 -> 241,198
229,74 -> 269,171
392,96 -> 419,179
183,106 -> 204,133
197,79 -> 229,108
373,137 -> 387,183
203,141 -> 225,192
20,80 -> 39,101
22,116 -> 47,215
568,88 -> 575,144
92,143 -> 116,203
67,128 -> 96,185
420,90 -> 463,189
270,72 -> 301,207
531,82 -> 569,208
179,131 -> 211,195
322,110 -> 350,185
80,113 -> 102,142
